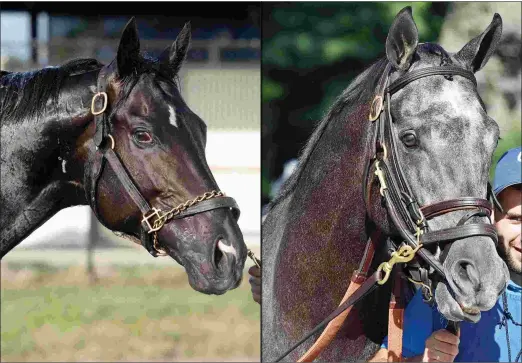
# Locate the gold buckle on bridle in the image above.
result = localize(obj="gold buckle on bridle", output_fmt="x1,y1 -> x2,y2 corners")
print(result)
91,92 -> 108,115
377,242 -> 423,285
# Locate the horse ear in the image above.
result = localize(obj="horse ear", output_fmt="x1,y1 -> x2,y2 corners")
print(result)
454,13 -> 502,73
160,22 -> 191,76
116,17 -> 140,76
386,6 -> 419,71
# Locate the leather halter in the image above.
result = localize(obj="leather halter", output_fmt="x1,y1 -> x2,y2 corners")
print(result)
86,63 -> 240,257
275,63 -> 501,362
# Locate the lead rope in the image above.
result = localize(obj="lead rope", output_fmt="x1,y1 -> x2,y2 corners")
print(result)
500,292 -> 522,362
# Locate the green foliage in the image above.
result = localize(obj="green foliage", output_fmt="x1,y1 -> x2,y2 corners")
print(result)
263,2 -> 446,72
262,77 -> 284,103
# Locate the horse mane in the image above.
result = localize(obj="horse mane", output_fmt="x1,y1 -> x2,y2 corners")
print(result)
265,43 -> 452,213
0,52 -> 183,125
0,58 -> 102,124
265,57 -> 388,212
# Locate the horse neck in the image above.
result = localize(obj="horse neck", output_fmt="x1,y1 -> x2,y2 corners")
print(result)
262,101 -> 375,360
278,101 -> 373,272
30,69 -> 98,195
0,70 -> 98,256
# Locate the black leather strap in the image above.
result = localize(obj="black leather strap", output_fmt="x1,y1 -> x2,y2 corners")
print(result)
104,148 -> 152,215
457,208 -> 490,226
173,197 -> 240,220
386,66 -> 476,96
87,148 -> 106,219
421,223 -> 497,246
93,64 -> 112,147
421,198 -> 492,219
380,179 -> 446,279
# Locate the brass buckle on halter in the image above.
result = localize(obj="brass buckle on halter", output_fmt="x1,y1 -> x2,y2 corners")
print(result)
142,208 -> 164,233
91,92 -> 108,115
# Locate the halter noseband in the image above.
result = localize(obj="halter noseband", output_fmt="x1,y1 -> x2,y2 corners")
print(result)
85,63 -> 240,257
365,63 -> 499,296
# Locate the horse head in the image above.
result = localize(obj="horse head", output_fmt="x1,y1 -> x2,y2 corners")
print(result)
78,19 -> 247,295
367,7 -> 509,322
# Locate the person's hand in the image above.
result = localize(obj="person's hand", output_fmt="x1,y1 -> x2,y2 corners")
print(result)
422,329 -> 459,362
248,265 -> 261,304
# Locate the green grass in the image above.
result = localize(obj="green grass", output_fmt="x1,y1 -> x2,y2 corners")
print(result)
1,264 -> 260,362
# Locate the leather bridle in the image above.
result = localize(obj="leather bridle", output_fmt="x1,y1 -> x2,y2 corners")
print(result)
275,62 -> 503,362
365,62 -> 499,291
85,63 -> 240,257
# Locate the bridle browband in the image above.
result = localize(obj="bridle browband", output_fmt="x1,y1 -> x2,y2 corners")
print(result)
85,63 -> 240,257
275,62 -> 503,362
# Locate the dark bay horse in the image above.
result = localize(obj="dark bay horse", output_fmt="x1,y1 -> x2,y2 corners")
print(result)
1,19 -> 247,295
262,8 -> 509,361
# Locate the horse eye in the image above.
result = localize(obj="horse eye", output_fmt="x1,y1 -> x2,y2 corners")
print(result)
401,131 -> 418,147
134,130 -> 153,144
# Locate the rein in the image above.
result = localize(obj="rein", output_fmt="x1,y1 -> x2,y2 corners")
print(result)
86,63 -> 240,257
275,63 -> 501,362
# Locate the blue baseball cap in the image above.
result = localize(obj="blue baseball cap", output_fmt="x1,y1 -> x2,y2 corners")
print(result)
493,146 -> 521,196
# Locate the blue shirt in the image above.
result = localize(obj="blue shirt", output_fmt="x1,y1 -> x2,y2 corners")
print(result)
382,280 -> 521,362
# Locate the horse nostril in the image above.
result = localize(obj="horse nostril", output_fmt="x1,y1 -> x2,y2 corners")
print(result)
214,243 -> 224,268
215,239 -> 237,270
458,262 -> 470,278
456,261 -> 480,291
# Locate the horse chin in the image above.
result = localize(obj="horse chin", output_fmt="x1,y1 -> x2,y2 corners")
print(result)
162,237 -> 246,295
113,230 -> 244,294
434,282 -> 482,323
181,255 -> 244,295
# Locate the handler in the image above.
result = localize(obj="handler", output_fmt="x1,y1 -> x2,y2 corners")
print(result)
248,264 -> 261,304
371,146 -> 521,362
249,147 -> 521,362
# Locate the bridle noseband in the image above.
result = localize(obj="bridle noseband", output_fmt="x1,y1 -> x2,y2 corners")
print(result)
365,63 -> 499,295
86,63 -> 240,257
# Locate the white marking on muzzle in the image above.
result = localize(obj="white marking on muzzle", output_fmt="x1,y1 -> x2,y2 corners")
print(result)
217,240 -> 237,259
168,105 -> 177,127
